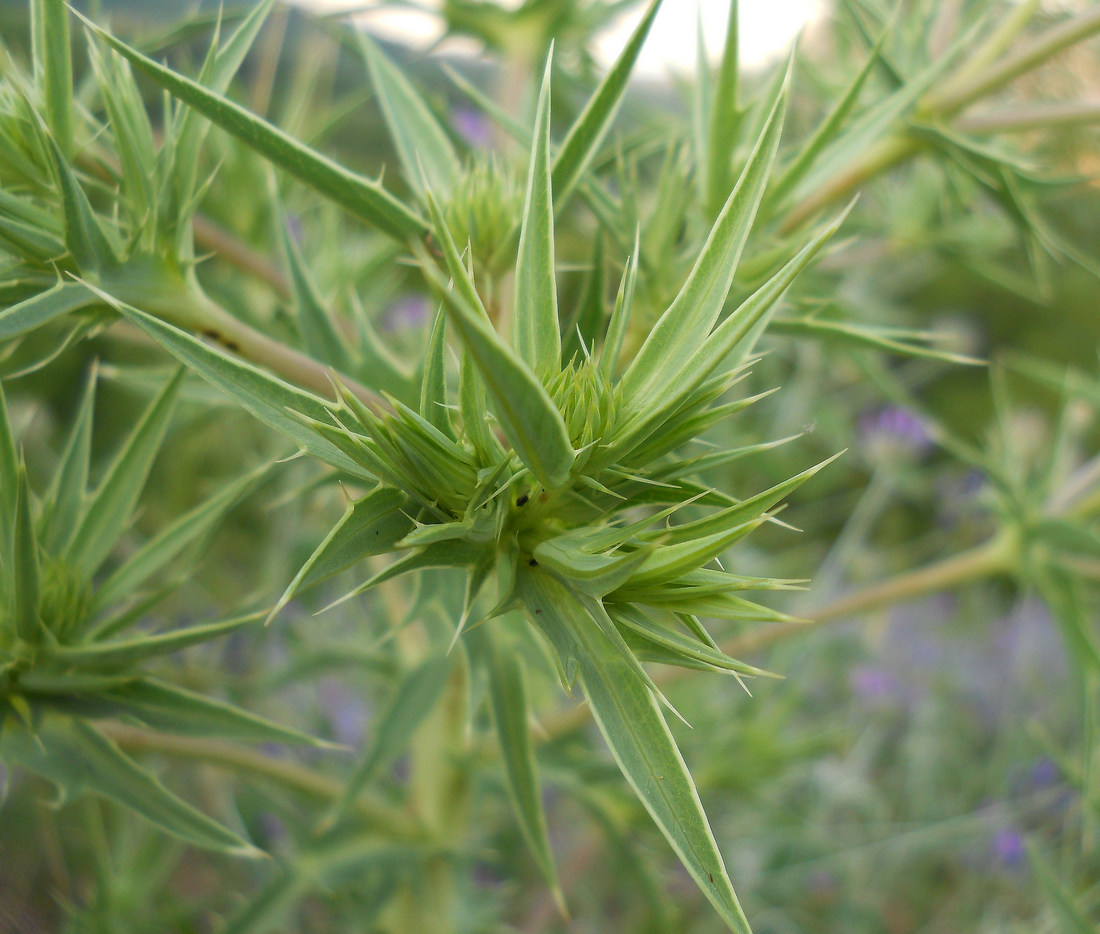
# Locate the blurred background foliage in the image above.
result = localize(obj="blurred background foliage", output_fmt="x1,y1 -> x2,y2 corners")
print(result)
0,0 -> 1098,931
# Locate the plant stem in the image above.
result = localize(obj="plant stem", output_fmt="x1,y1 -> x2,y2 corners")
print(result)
927,5 -> 1100,117
956,100 -> 1100,133
537,533 -> 1017,740
144,283 -> 389,414
720,531 -> 1017,658
101,722 -> 422,840
191,214 -> 291,298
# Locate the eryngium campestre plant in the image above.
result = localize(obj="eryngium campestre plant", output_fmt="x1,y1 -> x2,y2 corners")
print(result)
83,36 -> 851,929
4,0 -> 1097,930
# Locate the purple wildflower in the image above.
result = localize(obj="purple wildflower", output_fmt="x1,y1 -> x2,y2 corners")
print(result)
317,677 -> 369,747
992,827 -> 1025,868
383,294 -> 431,332
1031,757 -> 1060,788
849,665 -> 901,704
859,405 -> 932,459
285,212 -> 304,246
451,106 -> 493,149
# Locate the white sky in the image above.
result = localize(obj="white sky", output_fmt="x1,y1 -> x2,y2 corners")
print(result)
297,0 -> 823,74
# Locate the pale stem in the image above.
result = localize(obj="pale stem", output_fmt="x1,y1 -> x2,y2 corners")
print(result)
101,722 -> 422,840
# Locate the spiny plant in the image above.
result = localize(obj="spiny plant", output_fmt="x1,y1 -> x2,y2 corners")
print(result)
1,0 -> 1098,930
0,370 -> 330,857
91,44 -> 852,930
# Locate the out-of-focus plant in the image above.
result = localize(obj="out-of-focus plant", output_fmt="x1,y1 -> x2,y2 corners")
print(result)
0,0 -> 1097,930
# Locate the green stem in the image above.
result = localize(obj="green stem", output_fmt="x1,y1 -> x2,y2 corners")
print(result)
956,100 -> 1100,134
101,722 -> 422,840
721,531 -> 1017,657
927,5 -> 1100,117
137,281 -> 388,415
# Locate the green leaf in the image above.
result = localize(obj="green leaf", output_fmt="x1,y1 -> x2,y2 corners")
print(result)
767,25 -> 886,208
45,135 -> 117,273
271,486 -> 414,620
167,0 -> 276,237
113,302 -> 372,480
0,381 -> 18,552
513,53 -> 561,377
45,612 -> 264,670
92,677 -> 333,748
88,40 -> 157,229
621,60 -> 790,409
1,717 -> 262,856
692,204 -> 855,376
654,454 -> 841,546
597,232 -> 639,381
66,369 -> 184,578
1027,841 -> 1095,934
320,653 -> 452,829
357,32 -> 459,199
468,621 -> 563,910
79,13 -> 427,243
418,197 -> 574,489
768,315 -> 985,366
280,212 -> 353,373
626,515 -> 767,589
13,463 -> 41,645
419,305 -> 451,436
608,605 -> 770,677
32,0 -> 73,156
520,570 -> 751,934
704,0 -> 741,215
552,0 -> 663,208
0,281 -> 99,342
93,466 -> 268,612
40,362 -> 97,552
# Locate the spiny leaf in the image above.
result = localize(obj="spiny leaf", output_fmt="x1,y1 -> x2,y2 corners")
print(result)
704,0 -> 741,215
280,212 -> 353,372
319,653 -> 452,830
621,59 -> 790,409
357,32 -> 459,200
93,465 -> 268,612
520,570 -> 752,934
13,463 -> 41,645
552,0 -> 663,208
40,362 -> 97,552
767,23 -> 887,207
0,281 -> 99,342
271,486 -> 414,621
79,13 -> 427,243
654,453 -> 841,546
419,196 -> 574,489
608,605 -> 771,677
513,52 -> 561,377
419,305 -> 451,436
44,135 -> 117,273
66,368 -> 184,578
692,202 -> 855,375
92,677 -> 334,748
45,612 -> 264,670
467,621 -> 564,912
32,0 -> 73,156
0,717 -> 263,856
597,232 -> 639,381
113,302 -> 373,480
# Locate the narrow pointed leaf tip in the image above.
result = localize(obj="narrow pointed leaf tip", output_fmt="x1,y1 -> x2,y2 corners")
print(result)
75,10 -> 427,243
623,55 -> 792,410
418,194 -> 575,489
513,51 -> 561,376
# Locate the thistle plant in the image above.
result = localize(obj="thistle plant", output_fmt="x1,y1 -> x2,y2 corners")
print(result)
1,0 -> 1099,931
